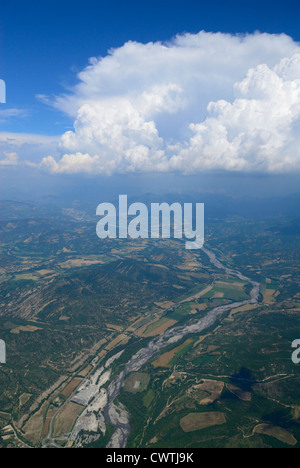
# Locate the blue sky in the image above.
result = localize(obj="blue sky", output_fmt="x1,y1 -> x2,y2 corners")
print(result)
1,0 -> 300,199
1,0 -> 300,135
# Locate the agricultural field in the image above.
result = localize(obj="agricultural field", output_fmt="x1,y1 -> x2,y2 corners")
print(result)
180,412 -> 226,432
123,373 -> 150,394
0,198 -> 299,448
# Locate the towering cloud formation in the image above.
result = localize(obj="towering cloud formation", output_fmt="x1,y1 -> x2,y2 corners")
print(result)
41,31 -> 300,174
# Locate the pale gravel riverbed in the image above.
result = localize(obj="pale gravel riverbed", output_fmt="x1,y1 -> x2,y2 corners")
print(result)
104,246 -> 260,448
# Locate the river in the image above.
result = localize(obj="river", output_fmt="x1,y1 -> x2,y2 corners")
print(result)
104,247 -> 260,448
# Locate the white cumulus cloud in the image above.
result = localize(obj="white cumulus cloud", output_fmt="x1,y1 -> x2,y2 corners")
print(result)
0,132 -> 59,167
0,152 -> 19,166
40,31 -> 300,175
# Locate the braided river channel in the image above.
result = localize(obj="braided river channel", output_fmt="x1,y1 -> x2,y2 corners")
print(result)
104,247 -> 260,448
